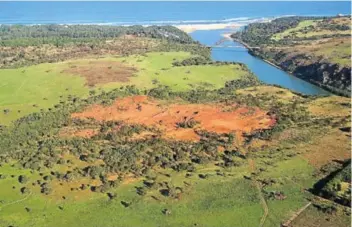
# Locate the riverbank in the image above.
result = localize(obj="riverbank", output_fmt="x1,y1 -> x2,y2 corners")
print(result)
229,15 -> 351,97
248,47 -> 349,97
190,28 -> 331,95
230,37 -> 279,70
230,38 -> 292,73
250,49 -> 349,97
227,38 -> 346,96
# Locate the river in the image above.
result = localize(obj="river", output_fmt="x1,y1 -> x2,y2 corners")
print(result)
190,29 -> 331,96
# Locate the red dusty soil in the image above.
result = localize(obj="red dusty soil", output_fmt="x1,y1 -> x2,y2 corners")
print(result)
71,95 -> 276,142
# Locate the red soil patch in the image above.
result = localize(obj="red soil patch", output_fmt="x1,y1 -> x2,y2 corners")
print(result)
71,96 -> 276,142
64,61 -> 137,87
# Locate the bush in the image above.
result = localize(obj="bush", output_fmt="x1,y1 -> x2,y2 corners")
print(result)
18,175 -> 28,184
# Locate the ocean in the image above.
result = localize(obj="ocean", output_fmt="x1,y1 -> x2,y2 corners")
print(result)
0,1 -> 350,25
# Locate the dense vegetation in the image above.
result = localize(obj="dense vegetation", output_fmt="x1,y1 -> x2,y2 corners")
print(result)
231,16 -> 320,46
319,162 -> 351,206
0,25 -> 211,68
0,25 -> 195,46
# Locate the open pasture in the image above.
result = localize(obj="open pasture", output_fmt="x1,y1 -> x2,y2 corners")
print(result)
0,52 -> 249,125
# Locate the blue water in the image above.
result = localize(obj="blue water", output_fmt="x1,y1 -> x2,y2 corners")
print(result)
0,1 -> 349,95
190,29 -> 331,95
0,2 -> 350,25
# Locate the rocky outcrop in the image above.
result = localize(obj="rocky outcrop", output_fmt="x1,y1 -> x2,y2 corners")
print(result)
293,63 -> 351,96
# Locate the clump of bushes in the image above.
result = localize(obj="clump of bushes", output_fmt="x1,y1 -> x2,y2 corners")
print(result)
176,118 -> 199,128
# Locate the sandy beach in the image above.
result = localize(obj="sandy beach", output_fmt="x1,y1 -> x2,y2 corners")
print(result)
221,33 -> 233,39
176,23 -> 241,33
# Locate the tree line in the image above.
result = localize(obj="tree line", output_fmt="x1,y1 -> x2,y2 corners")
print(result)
0,25 -> 195,46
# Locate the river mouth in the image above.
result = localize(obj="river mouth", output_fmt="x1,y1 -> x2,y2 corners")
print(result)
190,29 -> 331,96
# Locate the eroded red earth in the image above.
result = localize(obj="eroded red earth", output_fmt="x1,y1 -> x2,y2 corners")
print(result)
71,95 -> 276,142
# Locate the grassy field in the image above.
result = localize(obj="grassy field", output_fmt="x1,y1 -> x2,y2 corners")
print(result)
109,52 -> 248,91
291,204 -> 350,227
0,157 -> 315,227
271,20 -> 319,40
269,18 -> 351,66
0,63 -> 88,125
271,19 -> 350,40
0,162 -> 262,227
0,51 -> 249,125
0,150 -> 346,227
261,157 -> 316,227
312,38 -> 351,66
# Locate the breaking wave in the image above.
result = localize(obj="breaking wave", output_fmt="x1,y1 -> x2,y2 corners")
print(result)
1,15 -> 298,27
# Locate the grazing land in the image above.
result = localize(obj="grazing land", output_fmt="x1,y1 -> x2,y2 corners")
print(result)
231,16 -> 351,96
0,24 -> 350,227
0,51 -> 250,125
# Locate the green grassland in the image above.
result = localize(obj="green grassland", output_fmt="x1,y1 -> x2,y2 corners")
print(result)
269,17 -> 351,66
271,19 -> 351,66
0,51 -> 249,125
0,63 -> 88,125
291,205 -> 350,227
0,155 -> 320,227
0,163 -> 262,227
313,39 -> 351,66
92,52 -> 248,91
271,20 -> 319,40
271,18 -> 350,40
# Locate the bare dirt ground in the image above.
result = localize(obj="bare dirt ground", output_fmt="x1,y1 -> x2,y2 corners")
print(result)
71,95 -> 276,142
63,61 -> 137,87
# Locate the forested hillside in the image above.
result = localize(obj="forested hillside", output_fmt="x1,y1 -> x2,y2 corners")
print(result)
0,25 -> 195,46
0,25 -> 210,68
